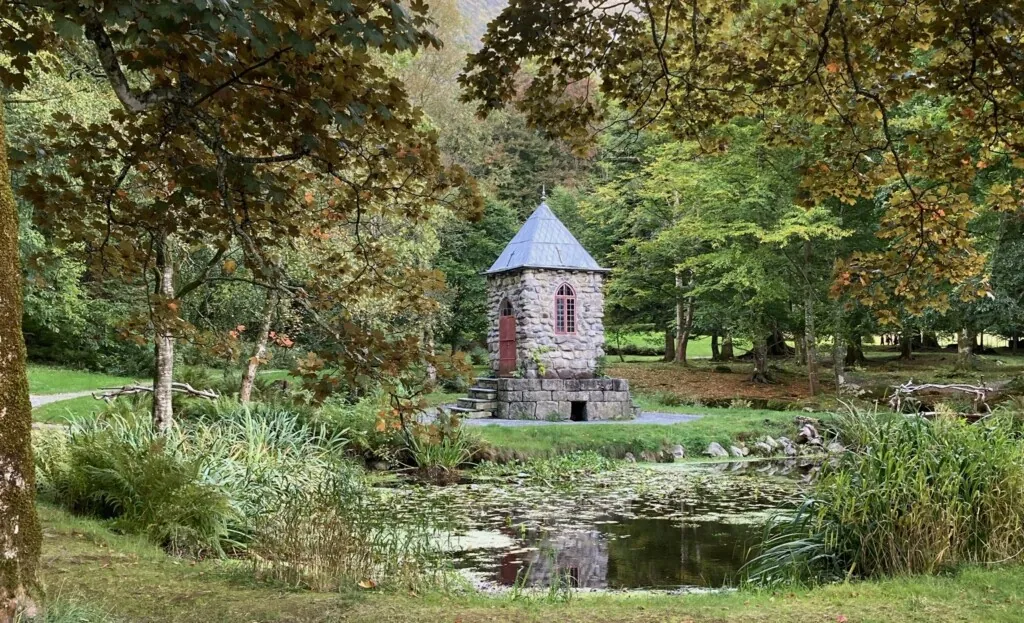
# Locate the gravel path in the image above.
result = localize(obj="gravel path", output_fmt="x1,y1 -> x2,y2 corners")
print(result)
458,411 -> 702,427
30,391 -> 94,408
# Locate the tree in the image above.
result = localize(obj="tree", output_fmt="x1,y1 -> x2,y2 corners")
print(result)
8,0 -> 479,428
0,94 -> 42,622
461,0 -> 1022,317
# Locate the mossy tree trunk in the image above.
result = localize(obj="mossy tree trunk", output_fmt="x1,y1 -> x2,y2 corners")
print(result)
721,332 -> 734,360
663,328 -> 675,362
0,95 -> 42,621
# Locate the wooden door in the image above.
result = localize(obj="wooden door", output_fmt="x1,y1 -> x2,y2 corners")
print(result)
498,315 -> 516,376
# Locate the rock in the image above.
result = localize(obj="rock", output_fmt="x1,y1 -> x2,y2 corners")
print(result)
796,424 -> 820,445
370,461 -> 390,471
752,441 -> 773,456
778,437 -> 798,457
658,450 -> 676,463
670,444 -> 686,459
729,445 -> 746,458
827,442 -> 846,454
704,442 -> 730,458
639,450 -> 658,462
763,436 -> 780,450
624,452 -> 636,463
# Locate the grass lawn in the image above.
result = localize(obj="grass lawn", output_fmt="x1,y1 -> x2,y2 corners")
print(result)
26,364 -> 142,394
37,503 -> 1024,622
472,407 -> 816,459
33,395 -> 110,423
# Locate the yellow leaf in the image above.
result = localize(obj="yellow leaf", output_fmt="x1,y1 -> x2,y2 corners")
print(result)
358,580 -> 377,589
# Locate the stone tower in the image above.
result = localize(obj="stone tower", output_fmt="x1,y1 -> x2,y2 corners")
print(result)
451,198 -> 635,421
485,200 -> 608,379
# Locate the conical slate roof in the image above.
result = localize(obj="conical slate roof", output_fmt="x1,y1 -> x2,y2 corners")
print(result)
486,201 -> 609,275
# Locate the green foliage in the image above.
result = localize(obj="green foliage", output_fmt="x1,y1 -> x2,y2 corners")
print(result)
747,410 -> 1024,585
36,415 -> 237,557
35,402 -> 356,556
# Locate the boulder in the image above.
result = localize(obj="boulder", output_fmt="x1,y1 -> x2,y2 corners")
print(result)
670,444 -> 686,459
704,442 -> 730,458
752,441 -> 774,456
797,424 -> 821,445
658,450 -> 676,463
639,450 -> 659,462
624,452 -> 637,463
764,436 -> 781,450
826,442 -> 846,454
729,445 -> 747,458
778,437 -> 798,457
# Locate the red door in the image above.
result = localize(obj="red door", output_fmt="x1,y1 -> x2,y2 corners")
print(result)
498,315 -> 516,376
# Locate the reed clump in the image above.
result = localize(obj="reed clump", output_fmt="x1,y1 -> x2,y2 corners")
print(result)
747,407 -> 1024,585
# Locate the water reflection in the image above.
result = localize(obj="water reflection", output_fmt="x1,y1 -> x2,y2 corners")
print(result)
455,465 -> 801,590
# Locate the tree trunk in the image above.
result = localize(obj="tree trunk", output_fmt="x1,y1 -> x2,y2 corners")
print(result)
710,331 -> 720,361
922,330 -> 940,349
663,329 -> 675,362
804,305 -> 819,396
1013,332 -> 1019,355
240,289 -> 279,404
751,335 -> 769,383
845,334 -> 866,365
833,304 -> 847,388
957,326 -> 976,370
794,333 -> 807,366
0,95 -> 42,621
152,237 -> 176,432
675,281 -> 695,365
899,325 -> 913,360
721,333 -> 734,360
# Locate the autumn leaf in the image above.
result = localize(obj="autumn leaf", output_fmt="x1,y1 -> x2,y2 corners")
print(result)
358,579 -> 377,589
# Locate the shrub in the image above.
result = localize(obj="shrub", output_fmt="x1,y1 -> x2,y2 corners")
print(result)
38,415 -> 237,557
653,391 -> 683,407
468,345 -> 489,366
746,408 -> 1024,585
35,403 -> 354,556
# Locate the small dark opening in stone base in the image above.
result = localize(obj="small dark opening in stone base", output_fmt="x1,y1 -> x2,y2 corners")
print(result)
570,401 -> 588,421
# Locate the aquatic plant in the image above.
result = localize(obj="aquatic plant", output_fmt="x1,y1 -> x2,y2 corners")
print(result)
249,475 -> 453,592
746,407 -> 1024,585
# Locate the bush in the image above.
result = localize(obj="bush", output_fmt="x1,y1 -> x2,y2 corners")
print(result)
746,408 -> 1024,585
468,345 -> 489,366
35,402 -> 355,556
38,415 -> 237,557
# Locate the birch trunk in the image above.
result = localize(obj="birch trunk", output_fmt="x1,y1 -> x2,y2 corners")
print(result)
0,95 -> 41,621
152,238 -> 175,432
240,289 -> 279,404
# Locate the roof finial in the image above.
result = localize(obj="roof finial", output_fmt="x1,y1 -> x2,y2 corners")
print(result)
541,184 -> 546,201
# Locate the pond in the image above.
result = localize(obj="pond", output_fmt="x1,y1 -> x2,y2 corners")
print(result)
387,460 -> 811,591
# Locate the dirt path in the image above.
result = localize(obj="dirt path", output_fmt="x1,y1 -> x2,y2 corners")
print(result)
456,411 -> 702,427
30,391 -> 94,408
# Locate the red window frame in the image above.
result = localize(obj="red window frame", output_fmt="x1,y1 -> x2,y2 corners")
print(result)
554,283 -> 576,334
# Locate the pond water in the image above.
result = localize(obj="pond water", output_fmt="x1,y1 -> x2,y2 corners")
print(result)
389,461 -> 810,591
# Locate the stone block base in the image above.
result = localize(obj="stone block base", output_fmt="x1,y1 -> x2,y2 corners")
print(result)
493,378 -> 636,421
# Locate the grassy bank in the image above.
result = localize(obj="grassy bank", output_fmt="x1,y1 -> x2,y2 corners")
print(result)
474,407 -> 816,459
33,395 -> 105,423
37,503 -> 1024,623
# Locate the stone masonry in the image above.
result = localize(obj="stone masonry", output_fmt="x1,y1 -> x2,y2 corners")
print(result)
487,268 -> 605,379
493,377 -> 635,421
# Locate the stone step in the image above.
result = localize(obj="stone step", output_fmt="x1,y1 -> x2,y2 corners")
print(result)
448,406 -> 493,419
457,397 -> 497,411
473,377 -> 498,389
468,387 -> 497,400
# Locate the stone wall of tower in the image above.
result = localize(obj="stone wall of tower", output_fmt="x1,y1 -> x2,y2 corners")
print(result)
487,268 -> 605,378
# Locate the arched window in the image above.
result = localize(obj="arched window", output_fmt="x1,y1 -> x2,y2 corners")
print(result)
554,283 -> 576,334
500,298 -> 514,317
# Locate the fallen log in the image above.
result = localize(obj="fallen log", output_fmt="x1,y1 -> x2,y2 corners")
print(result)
93,383 -> 219,402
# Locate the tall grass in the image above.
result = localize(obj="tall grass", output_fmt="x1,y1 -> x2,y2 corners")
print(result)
746,408 -> 1024,585
249,476 -> 452,592
35,403 -> 357,556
